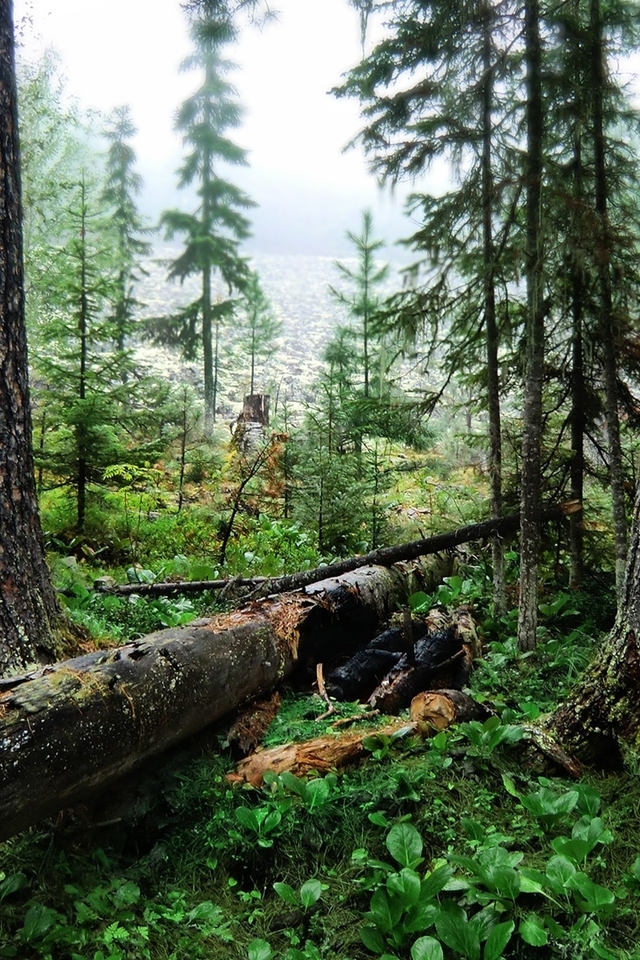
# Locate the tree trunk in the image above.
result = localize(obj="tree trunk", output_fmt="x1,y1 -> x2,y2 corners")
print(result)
0,556 -> 450,841
590,0 -> 627,599
0,3 -> 63,677
480,0 -> 506,617
546,482 -> 640,765
518,0 -> 545,652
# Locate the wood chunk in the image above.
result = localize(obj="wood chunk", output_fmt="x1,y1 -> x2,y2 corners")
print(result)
410,689 -> 493,728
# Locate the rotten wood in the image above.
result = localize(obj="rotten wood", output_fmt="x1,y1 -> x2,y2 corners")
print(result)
0,554 -> 451,841
230,689 -> 492,787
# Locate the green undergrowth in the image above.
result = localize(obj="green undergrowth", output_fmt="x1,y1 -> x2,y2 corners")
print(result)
2,590 -> 640,959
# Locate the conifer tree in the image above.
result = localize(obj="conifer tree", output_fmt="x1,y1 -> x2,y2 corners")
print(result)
156,18 -> 254,434
234,270 -> 282,396
33,178 -> 141,532
330,210 -> 389,400
100,105 -> 152,365
339,0 -> 519,614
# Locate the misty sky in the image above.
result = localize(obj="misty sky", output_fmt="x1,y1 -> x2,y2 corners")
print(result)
14,0 -> 415,256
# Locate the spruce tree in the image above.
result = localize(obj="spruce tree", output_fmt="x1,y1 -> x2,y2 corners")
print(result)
156,18 -> 254,435
234,270 -> 282,396
339,0 -> 520,614
330,210 -> 389,400
33,177 -> 142,533
100,105 -> 152,366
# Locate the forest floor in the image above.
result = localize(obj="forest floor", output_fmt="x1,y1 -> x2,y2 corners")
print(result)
2,575 -> 640,960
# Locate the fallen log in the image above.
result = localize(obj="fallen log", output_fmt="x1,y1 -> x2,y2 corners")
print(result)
324,606 -> 480,712
229,690 -> 493,787
0,555 -> 451,842
99,503 -> 573,599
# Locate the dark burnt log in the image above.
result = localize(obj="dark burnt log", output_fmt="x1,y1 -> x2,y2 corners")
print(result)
325,607 -> 480,712
324,624 -> 427,702
368,625 -> 463,713
0,555 -> 451,841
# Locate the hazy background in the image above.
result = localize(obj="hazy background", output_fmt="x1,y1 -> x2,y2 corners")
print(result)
13,0 -> 418,256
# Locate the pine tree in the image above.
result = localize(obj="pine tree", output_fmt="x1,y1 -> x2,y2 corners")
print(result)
156,19 -> 254,435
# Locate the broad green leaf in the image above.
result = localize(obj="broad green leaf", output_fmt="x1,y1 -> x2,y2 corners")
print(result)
0,872 -> 26,902
546,855 -> 576,892
485,865 -> 520,900
248,938 -> 273,960
263,810 -> 282,833
436,904 -> 480,960
386,823 -> 423,869
551,836 -> 591,863
501,774 -> 519,798
519,915 -> 548,947
421,864 -> 454,901
361,925 -> 387,953
388,868 -> 421,906
411,936 -> 444,960
21,903 -> 57,942
568,873 -> 616,909
592,943 -> 622,960
299,879 -> 322,909
280,772 -> 307,798
273,882 -> 298,906
484,920 -> 514,960
369,888 -> 404,934
305,778 -> 331,810
404,902 -> 439,933
519,868 -> 548,896
462,818 -> 486,841
236,807 -> 259,831
575,784 -> 601,818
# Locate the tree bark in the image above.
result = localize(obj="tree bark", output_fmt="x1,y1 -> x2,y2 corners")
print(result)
480,0 -> 506,618
0,2 -> 63,677
546,483 -> 640,765
518,0 -> 545,652
590,0 -> 627,599
0,556 -> 450,841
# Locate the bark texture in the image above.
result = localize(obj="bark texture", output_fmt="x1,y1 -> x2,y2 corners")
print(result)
0,4 -> 63,676
547,499 -> 640,765
0,556 -> 450,841
518,0 -> 545,652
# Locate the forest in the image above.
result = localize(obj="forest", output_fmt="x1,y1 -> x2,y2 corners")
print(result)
2,0 -> 640,957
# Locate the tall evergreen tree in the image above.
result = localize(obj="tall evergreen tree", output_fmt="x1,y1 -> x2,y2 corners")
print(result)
517,0 -> 546,651
330,209 -> 389,400
339,0 -> 520,613
33,178 -> 141,532
100,105 -> 152,365
234,270 -> 282,396
156,18 -> 254,434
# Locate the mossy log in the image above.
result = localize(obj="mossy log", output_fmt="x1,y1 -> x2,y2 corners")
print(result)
0,556 -> 450,841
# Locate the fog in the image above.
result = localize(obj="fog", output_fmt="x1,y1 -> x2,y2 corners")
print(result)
14,0 -> 416,256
